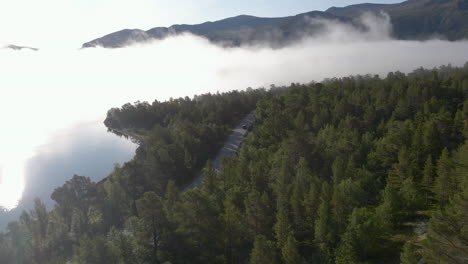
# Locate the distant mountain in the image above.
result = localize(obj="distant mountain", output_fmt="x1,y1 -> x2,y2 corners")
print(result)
82,11 -> 348,48
327,0 -> 468,40
82,0 -> 468,49
3,45 -> 38,51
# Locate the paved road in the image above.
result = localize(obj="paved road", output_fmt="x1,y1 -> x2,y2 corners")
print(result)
183,111 -> 255,192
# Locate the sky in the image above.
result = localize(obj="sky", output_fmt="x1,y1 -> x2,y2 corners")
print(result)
0,0 -> 403,48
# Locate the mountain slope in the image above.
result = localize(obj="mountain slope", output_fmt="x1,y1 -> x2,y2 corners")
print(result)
326,0 -> 468,40
82,0 -> 468,48
82,11 -> 346,48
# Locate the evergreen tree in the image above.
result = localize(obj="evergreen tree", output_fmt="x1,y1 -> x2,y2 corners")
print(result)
249,235 -> 278,264
335,229 -> 358,264
376,183 -> 400,231
222,189 -> 247,264
399,177 -> 423,213
164,180 -> 179,208
433,148 -> 457,204
274,203 -> 291,249
281,235 -> 303,264
394,148 -> 417,182
331,156 -> 346,184
423,143 -> 468,263
245,190 -> 273,238
332,179 -> 363,235
314,182 -> 333,261
421,155 -> 435,204
273,154 -> 293,209
304,180 -> 321,238
400,241 -> 420,264
336,208 -> 387,263
135,191 -> 166,263
290,157 -> 311,232
202,160 -> 217,195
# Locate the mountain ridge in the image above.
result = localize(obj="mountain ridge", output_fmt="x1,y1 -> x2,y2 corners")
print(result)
82,0 -> 468,48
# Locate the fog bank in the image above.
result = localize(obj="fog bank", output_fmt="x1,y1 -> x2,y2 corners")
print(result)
1,13 -> 468,210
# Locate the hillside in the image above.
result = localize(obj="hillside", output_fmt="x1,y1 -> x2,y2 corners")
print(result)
0,64 -> 466,263
82,11 -> 348,48
327,0 -> 468,40
82,0 -> 468,49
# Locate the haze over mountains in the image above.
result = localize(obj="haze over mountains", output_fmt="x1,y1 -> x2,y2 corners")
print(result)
82,0 -> 468,49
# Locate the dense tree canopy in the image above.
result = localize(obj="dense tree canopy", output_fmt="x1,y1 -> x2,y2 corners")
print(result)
0,64 -> 467,263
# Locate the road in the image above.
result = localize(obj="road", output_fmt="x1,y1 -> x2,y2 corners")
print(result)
183,111 -> 255,192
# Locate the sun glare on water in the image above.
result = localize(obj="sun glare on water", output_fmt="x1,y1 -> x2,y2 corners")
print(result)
0,158 -> 25,211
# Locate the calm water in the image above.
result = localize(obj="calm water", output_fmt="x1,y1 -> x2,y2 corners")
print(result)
0,120 -> 137,229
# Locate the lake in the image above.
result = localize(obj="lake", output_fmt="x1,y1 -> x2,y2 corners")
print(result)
0,120 -> 137,229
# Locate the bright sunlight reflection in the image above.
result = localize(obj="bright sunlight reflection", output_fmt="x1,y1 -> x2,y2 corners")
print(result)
0,155 -> 26,210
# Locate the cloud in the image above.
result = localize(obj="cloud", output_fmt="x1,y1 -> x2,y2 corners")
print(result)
0,12 -> 468,210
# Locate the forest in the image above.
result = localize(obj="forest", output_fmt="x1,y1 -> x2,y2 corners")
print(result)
0,64 -> 467,264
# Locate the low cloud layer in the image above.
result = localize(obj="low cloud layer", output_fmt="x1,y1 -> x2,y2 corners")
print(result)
1,13 -> 468,210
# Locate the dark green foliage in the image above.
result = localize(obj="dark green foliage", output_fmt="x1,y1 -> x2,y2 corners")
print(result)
104,88 -> 272,191
244,190 -> 273,238
422,155 -> 436,203
433,148 -> 458,205
73,235 -> 120,264
422,142 -> 468,263
274,203 -> 291,249
135,192 -> 166,263
314,182 -> 334,261
249,235 -> 278,264
0,64 -> 467,263
281,235 -> 304,264
400,241 -> 420,264
336,207 -> 389,263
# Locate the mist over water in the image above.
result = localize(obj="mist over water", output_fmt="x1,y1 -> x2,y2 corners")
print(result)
1,13 -> 468,225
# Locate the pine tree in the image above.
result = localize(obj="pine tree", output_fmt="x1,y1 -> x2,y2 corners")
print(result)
314,182 -> 333,261
422,143 -> 468,263
423,120 -> 441,160
376,183 -> 400,231
400,241 -> 420,264
331,156 -> 346,184
163,180 -> 179,220
223,191 -> 246,264
135,192 -> 166,263
335,229 -> 358,264
433,148 -> 457,204
274,203 -> 291,249
332,178 -> 363,235
273,155 -> 293,209
290,157 -> 311,231
304,180 -> 321,239
249,235 -> 278,264
399,177 -> 423,213
282,235 -> 303,264
245,190 -> 273,237
203,160 -> 217,195
394,148 -> 417,182
336,207 -> 387,263
421,155 -> 435,204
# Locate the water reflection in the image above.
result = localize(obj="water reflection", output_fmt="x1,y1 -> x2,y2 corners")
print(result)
0,120 -> 136,229
0,157 -> 25,211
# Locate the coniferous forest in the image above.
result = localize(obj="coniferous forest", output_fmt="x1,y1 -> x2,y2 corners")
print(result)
1,64 -> 467,264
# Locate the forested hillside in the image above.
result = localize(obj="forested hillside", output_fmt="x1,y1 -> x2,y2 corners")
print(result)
0,64 -> 467,263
